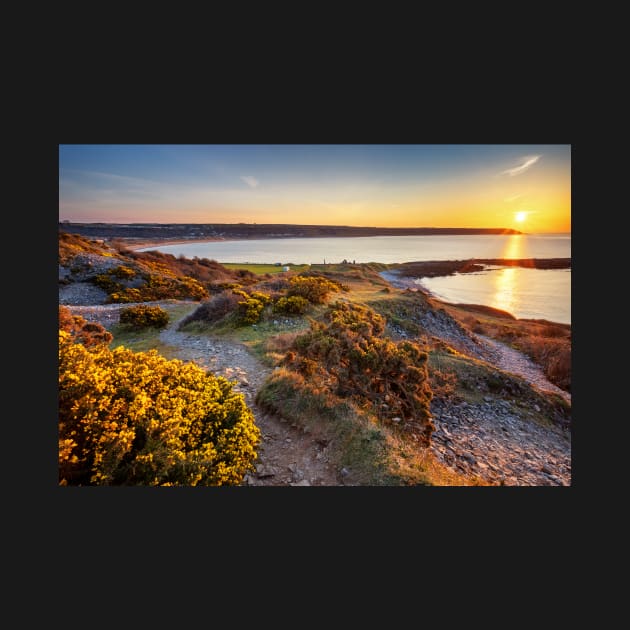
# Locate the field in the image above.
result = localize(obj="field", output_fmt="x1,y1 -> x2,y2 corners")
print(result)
220,263 -> 311,275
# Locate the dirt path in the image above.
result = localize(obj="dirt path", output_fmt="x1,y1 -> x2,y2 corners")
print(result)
158,315 -> 341,486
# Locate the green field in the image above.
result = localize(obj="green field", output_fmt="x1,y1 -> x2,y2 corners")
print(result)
220,263 -> 310,275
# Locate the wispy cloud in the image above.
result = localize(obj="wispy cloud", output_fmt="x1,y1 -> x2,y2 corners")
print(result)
502,155 -> 541,176
504,193 -> 523,203
240,175 -> 259,188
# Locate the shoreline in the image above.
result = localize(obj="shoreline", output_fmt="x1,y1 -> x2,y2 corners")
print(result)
119,237 -> 229,251
111,238 -> 570,327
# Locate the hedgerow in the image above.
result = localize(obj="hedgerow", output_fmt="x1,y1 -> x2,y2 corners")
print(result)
58,330 -> 260,486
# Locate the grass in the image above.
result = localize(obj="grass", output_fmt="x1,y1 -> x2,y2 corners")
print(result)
255,367 -> 486,486
108,303 -> 197,357
427,346 -> 571,428
437,301 -> 571,393
179,304 -> 321,365
220,263 -> 310,275
91,256 -> 570,486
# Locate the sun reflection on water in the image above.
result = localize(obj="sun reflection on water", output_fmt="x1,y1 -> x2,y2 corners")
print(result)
493,267 -> 517,315
492,235 -> 522,315
502,234 -> 522,260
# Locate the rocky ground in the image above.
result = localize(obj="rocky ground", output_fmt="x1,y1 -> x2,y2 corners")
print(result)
431,397 -> 570,486
64,275 -> 571,486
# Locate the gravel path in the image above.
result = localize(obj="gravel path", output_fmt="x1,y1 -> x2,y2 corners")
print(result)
476,334 -> 571,403
158,316 -> 341,486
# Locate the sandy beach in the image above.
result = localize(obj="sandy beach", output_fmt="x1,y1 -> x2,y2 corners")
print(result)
117,237 -> 229,251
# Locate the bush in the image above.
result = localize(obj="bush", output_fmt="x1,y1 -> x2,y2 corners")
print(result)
59,305 -> 113,347
233,289 -> 271,325
237,297 -> 266,324
516,335 -> 571,392
180,292 -> 242,327
120,305 -> 169,330
274,295 -> 311,316
112,265 -> 137,280
94,269 -> 208,303
287,275 -> 342,304
429,367 -> 458,400
280,301 -> 434,445
58,330 -> 260,485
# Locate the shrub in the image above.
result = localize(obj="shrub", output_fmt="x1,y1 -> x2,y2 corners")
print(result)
287,275 -> 342,304
233,289 -> 271,325
94,268 -> 209,303
211,282 -> 243,293
273,295 -> 311,316
237,297 -> 266,324
429,368 -> 458,400
93,273 -> 123,295
120,305 -> 169,330
280,301 -> 434,445
58,330 -> 260,485
59,305 -> 113,347
180,292 -> 242,327
112,265 -> 137,280
516,335 -> 571,392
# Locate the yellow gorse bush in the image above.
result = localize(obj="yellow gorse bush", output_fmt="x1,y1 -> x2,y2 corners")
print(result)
59,330 -> 260,485
287,275 -> 341,304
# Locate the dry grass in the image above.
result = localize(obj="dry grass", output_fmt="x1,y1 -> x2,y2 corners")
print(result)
439,302 -> 571,393
255,367 -> 486,485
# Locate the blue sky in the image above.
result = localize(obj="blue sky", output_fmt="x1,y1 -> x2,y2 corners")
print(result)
59,144 -> 571,232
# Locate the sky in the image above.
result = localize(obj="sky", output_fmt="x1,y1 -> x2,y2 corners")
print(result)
59,144 -> 571,233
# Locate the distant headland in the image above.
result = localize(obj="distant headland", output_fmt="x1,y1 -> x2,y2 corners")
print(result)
59,222 -> 523,242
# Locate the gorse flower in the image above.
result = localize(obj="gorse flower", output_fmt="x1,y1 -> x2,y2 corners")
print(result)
58,330 -> 260,486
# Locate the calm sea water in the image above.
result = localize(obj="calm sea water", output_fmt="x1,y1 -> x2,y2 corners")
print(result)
420,267 -> 571,324
139,233 -> 570,264
139,234 -> 571,324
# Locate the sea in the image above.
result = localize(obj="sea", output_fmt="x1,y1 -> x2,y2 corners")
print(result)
138,233 -> 571,324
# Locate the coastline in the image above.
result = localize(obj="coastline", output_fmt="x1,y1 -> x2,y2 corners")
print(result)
378,270 -> 433,295
119,237 -> 229,251
112,237 -> 570,327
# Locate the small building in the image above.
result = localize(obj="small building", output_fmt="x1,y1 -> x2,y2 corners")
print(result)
283,266 -> 290,272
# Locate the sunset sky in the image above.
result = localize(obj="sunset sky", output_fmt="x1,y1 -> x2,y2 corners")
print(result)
59,144 -> 571,233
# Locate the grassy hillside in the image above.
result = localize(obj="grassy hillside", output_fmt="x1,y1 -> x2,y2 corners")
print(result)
173,262 -> 569,485
60,237 -> 570,486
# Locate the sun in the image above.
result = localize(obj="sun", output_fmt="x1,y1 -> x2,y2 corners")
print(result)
515,211 -> 527,223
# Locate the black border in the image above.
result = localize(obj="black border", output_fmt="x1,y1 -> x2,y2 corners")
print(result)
47,82 -> 583,565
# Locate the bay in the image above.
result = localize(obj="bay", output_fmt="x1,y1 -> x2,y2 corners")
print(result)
138,233 -> 571,324
138,233 -> 570,264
